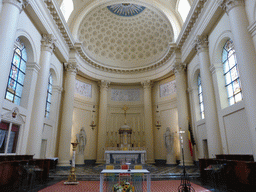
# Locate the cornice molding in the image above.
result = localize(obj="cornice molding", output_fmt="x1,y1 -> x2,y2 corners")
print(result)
41,34 -> 56,53
177,0 -> 207,49
220,0 -> 245,14
194,34 -> 209,54
3,0 -> 29,12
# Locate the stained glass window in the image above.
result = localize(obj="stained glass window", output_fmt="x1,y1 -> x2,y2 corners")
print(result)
45,72 -> 53,118
198,74 -> 205,119
222,39 -> 242,105
5,38 -> 27,105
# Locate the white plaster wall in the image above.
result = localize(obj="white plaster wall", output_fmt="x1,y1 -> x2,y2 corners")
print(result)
223,108 -> 253,154
196,121 -> 207,159
152,77 -> 180,161
72,77 -> 99,160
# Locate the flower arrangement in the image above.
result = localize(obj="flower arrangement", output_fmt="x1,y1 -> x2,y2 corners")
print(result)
113,181 -> 135,192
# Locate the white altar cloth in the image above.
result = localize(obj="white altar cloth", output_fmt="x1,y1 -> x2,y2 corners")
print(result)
104,150 -> 147,164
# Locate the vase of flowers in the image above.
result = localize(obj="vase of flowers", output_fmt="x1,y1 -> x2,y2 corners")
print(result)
113,181 -> 135,192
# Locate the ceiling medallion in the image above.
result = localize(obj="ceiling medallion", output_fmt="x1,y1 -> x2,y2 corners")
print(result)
107,3 -> 145,17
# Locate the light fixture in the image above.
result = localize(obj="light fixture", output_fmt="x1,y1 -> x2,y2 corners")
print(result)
155,105 -> 161,130
90,105 -> 96,130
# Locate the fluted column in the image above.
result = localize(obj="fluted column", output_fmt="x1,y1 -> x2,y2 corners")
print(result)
195,35 -> 222,158
174,63 -> 194,166
27,34 -> 55,158
58,63 -> 78,166
221,0 -> 256,159
96,80 -> 110,164
0,0 -> 28,117
141,80 -> 155,164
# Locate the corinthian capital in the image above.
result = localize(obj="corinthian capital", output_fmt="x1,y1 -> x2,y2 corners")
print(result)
99,80 -> 110,90
173,62 -> 186,74
141,80 -> 152,89
3,0 -> 29,12
220,0 -> 244,14
194,35 -> 209,54
65,62 -> 78,74
41,34 -> 56,53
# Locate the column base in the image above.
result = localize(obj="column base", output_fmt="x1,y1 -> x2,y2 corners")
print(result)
57,160 -> 71,167
179,160 -> 194,166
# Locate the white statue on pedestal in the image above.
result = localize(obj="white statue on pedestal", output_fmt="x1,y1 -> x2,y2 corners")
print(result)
76,128 -> 87,154
164,127 -> 176,164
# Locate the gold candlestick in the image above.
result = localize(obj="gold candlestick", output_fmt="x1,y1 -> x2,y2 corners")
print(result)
64,142 -> 79,185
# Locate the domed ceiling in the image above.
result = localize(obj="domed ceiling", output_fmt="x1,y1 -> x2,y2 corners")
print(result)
77,3 -> 174,69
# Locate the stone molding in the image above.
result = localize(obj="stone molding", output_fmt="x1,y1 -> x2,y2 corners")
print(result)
248,21 -> 256,37
26,62 -> 41,73
187,86 -> 198,93
3,0 -> 29,12
52,85 -> 63,94
99,80 -> 110,90
210,63 -> 223,74
177,0 -> 207,49
141,80 -> 152,89
173,62 -> 186,74
220,0 -> 245,14
65,62 -> 78,74
194,35 -> 209,54
41,34 -> 56,53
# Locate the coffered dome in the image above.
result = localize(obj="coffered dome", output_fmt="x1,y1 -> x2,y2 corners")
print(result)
77,3 -> 174,70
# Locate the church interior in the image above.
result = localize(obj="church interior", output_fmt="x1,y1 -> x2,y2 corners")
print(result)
0,0 -> 256,191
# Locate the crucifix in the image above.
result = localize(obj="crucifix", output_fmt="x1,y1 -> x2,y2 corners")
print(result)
122,105 -> 129,125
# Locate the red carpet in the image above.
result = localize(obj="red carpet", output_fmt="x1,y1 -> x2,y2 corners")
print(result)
39,180 -> 211,192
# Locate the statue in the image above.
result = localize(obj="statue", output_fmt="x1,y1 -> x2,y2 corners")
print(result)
76,128 -> 86,154
164,127 -> 174,153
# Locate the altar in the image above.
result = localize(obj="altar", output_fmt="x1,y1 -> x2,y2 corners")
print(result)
105,150 -> 147,164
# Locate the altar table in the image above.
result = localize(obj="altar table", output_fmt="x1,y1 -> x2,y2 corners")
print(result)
104,150 -> 147,164
100,169 -> 151,192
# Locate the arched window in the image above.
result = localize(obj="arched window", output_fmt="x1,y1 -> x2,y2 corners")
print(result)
222,39 -> 242,105
60,0 -> 74,21
45,72 -> 53,118
198,74 -> 204,119
5,38 -> 27,105
178,0 -> 191,22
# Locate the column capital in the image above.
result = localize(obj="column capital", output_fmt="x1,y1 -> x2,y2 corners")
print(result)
141,80 -> 152,89
187,86 -> 198,93
3,0 -> 29,12
41,34 -> 56,53
99,80 -> 110,90
65,62 -> 78,74
194,35 -> 209,54
173,62 -> 186,74
220,0 -> 244,14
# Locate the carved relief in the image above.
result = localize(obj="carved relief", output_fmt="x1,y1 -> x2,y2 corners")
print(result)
220,0 -> 245,14
41,34 -> 56,53
75,80 -> 92,98
194,35 -> 209,53
111,89 -> 140,101
160,80 -> 176,98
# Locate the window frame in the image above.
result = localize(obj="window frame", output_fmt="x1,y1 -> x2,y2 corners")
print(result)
45,72 -> 53,118
5,38 -> 27,105
197,74 -> 205,119
222,39 -> 242,106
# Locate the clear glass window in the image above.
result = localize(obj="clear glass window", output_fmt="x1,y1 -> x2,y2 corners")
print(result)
178,0 -> 191,22
222,39 -> 242,105
198,74 -> 205,119
0,122 -> 20,154
45,72 -> 53,118
60,0 -> 74,21
5,38 -> 27,105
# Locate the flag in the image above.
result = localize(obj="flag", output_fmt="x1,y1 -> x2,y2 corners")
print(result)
188,122 -> 196,156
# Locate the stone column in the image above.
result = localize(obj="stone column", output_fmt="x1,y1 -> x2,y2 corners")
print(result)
58,63 -> 78,167
27,34 -> 55,158
0,0 -> 2,14
0,0 -> 28,117
141,80 -> 155,164
221,0 -> 256,159
96,80 -> 110,164
174,63 -> 194,166
195,35 -> 222,158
